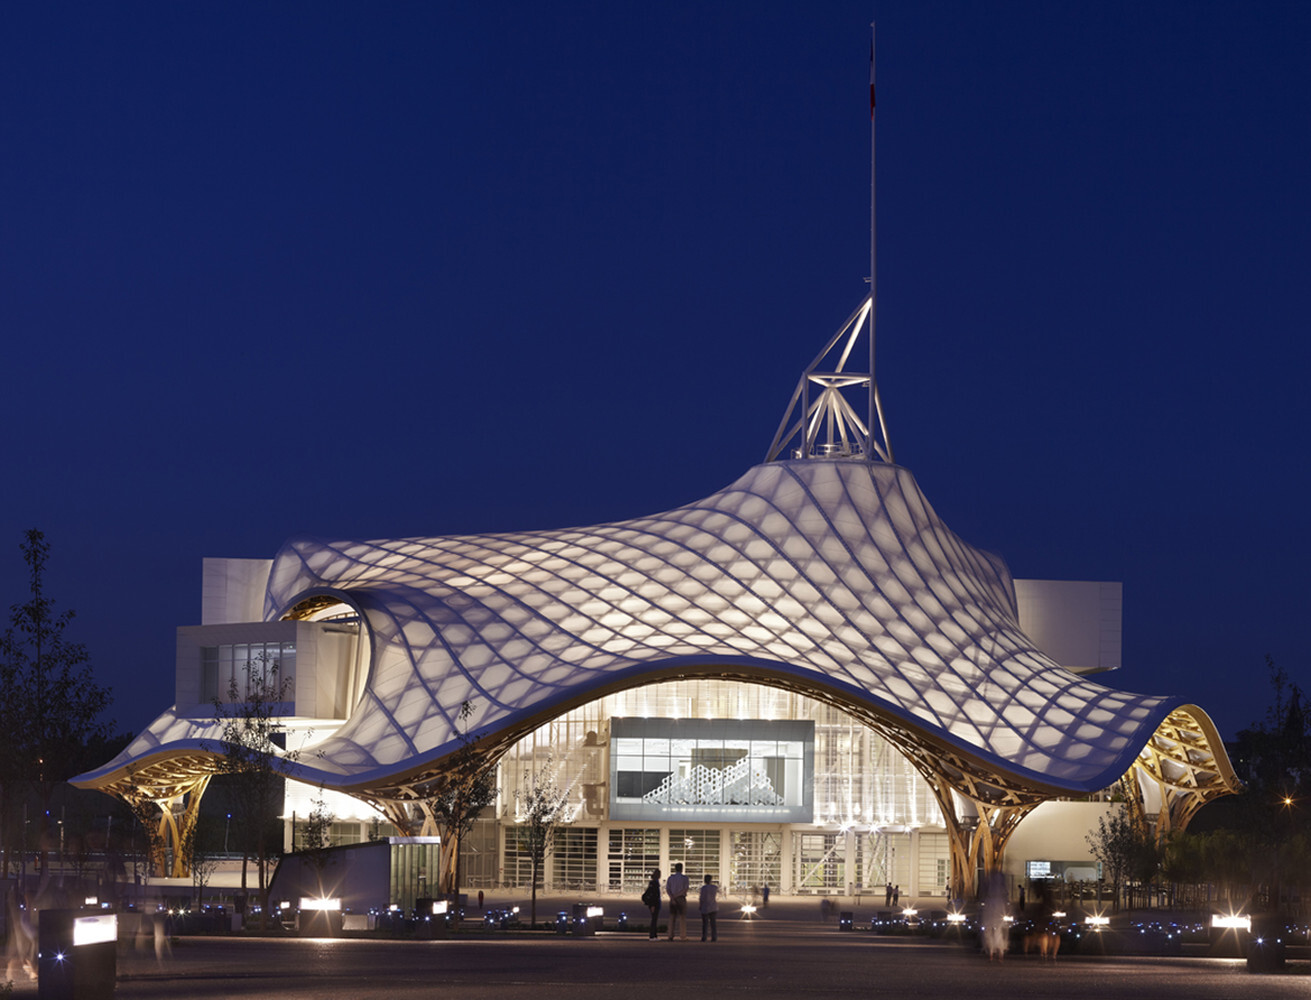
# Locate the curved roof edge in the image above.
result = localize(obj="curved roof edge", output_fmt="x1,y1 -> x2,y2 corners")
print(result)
75,652 -> 1197,806
74,457 -> 1235,815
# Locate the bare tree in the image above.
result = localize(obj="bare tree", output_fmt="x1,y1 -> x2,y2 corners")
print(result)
515,761 -> 566,927
188,839 -> 220,912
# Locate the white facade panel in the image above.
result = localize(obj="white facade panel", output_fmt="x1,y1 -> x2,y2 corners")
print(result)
1014,579 -> 1122,674
201,558 -> 273,625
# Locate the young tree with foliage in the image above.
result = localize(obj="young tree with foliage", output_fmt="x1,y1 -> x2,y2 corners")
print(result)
297,785 -> 336,896
206,656 -> 299,926
187,836 -> 220,911
421,700 -> 497,901
0,529 -> 118,876
515,761 -> 566,927
1086,807 -> 1147,912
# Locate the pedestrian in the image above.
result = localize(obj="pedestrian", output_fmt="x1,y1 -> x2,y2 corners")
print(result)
1017,884 -> 1025,913
642,869 -> 663,939
478,889 -> 484,911
892,885 -> 900,907
761,883 -> 769,907
666,862 -> 690,940
699,874 -> 719,941
885,881 -> 893,906
982,871 -> 1008,961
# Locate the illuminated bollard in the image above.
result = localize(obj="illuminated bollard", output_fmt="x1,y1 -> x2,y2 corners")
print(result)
1247,914 -> 1286,973
38,909 -> 117,1000
572,903 -> 601,936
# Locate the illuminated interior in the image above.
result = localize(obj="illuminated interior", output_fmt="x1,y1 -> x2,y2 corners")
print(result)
72,294 -> 1238,895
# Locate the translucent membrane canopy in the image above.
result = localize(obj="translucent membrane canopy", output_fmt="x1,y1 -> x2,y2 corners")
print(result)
78,459 -> 1218,804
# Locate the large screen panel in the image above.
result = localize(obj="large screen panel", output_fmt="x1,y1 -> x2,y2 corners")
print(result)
609,718 -> 813,823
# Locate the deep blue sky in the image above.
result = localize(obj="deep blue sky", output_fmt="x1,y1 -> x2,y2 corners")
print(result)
2,2 -> 1306,744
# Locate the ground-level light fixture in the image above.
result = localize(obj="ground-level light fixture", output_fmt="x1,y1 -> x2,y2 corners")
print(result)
1212,914 -> 1250,931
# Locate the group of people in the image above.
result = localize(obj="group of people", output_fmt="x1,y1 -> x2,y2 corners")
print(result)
642,863 -> 719,941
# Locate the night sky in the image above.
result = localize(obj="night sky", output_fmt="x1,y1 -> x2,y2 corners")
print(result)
2,2 -> 1307,746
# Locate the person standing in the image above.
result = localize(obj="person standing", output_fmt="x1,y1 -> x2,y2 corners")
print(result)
885,882 -> 893,907
699,874 -> 719,941
892,885 -> 900,907
761,883 -> 769,908
642,869 -> 663,939
666,862 -> 690,940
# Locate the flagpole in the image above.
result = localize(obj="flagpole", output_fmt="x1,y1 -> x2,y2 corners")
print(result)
868,23 -> 877,458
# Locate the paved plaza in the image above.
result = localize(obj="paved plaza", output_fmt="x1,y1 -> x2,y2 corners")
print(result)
7,904 -> 1305,1000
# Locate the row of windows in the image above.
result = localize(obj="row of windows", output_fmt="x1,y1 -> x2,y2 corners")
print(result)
498,678 -> 944,828
200,642 -> 296,705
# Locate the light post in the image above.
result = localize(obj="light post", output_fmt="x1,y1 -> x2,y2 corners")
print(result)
224,813 -> 231,854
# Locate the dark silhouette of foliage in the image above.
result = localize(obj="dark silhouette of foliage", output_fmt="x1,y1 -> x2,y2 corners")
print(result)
1086,807 -> 1158,912
0,529 -> 118,875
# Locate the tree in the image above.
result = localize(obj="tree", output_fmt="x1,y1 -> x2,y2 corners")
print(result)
187,837 -> 221,911
297,785 -> 336,896
419,700 -> 497,902
299,785 -> 335,853
1086,807 -> 1147,912
1160,830 -> 1206,908
0,529 -> 117,876
121,763 -> 170,898
515,761 -> 566,927
1221,657 -> 1311,912
206,656 -> 300,926
1195,828 -> 1250,909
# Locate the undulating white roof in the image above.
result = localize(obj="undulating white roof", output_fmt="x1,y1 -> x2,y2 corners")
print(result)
218,457 -> 1172,792
81,456 -> 1189,798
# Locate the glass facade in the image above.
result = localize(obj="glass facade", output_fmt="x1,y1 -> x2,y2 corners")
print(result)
498,679 -> 943,831
730,830 -> 782,896
201,641 -> 296,706
485,678 -> 950,896
607,828 -> 660,892
610,719 -> 812,823
389,839 -> 441,912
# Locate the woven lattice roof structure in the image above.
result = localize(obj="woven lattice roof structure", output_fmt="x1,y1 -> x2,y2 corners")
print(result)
75,293 -> 1237,889
79,457 -> 1233,806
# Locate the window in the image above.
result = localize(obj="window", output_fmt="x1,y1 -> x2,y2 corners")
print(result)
552,828 -> 598,891
607,828 -> 660,892
610,718 -> 813,822
669,829 -> 721,882
731,831 -> 782,896
200,641 -> 296,708
796,833 -> 845,892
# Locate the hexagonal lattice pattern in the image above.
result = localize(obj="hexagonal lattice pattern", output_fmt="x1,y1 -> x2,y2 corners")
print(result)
213,458 -> 1184,791
82,459 -> 1204,799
